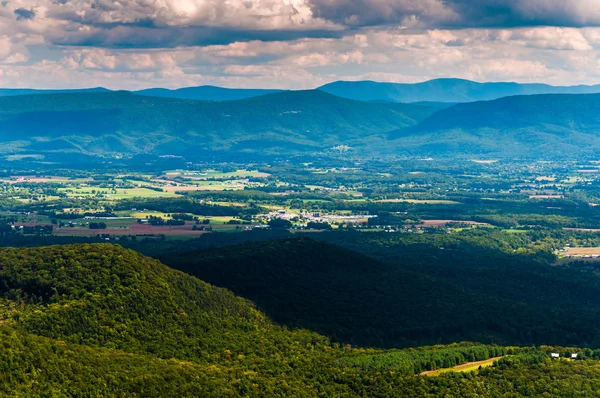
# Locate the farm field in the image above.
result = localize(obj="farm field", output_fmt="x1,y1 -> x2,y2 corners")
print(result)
3,176 -> 93,184
420,357 -> 506,376
420,220 -> 489,227
164,169 -> 270,179
52,221 -> 215,237
376,199 -> 461,204
58,187 -> 180,199
564,247 -> 600,256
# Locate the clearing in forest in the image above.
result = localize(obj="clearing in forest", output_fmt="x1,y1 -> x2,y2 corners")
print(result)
420,356 -> 505,377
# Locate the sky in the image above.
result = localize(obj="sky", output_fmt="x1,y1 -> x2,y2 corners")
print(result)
2,0 -> 600,89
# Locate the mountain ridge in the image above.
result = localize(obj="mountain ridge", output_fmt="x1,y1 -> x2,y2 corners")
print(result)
4,78 -> 600,104
389,92 -> 600,157
0,89 -> 435,157
318,78 -> 600,103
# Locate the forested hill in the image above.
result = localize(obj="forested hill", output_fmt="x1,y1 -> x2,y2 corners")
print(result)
319,78 -> 600,103
0,244 -> 328,362
134,86 -> 284,101
0,90 -> 434,157
0,87 -> 111,97
390,93 -> 600,157
4,243 -> 600,396
4,89 -> 600,159
163,237 -> 600,349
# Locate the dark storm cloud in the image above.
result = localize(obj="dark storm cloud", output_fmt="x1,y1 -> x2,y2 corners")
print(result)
307,0 -> 600,29
14,7 -> 35,20
26,0 -> 600,49
48,26 -> 346,49
37,0 -> 345,48
448,0 -> 598,28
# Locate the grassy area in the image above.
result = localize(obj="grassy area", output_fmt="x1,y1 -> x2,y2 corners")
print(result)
420,356 -> 505,376
376,199 -> 460,205
471,160 -> 499,164
59,187 -> 180,199
164,169 -> 270,179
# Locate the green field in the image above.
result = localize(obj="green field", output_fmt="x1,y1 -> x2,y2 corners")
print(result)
376,199 -> 461,205
59,187 -> 180,199
164,169 -> 270,179
421,356 -> 505,376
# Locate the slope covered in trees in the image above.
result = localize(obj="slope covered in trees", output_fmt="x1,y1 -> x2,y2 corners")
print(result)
134,86 -> 284,101
391,93 -> 600,157
0,90 -> 434,157
3,243 -> 600,396
319,79 -> 600,103
163,236 -> 600,348
0,244 -> 328,363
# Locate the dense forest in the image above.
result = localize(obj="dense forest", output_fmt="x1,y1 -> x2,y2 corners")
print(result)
162,237 -> 600,348
2,243 -> 600,396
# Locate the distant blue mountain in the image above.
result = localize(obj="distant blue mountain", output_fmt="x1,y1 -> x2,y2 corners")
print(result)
0,90 -> 434,157
133,86 -> 284,101
0,86 -> 283,102
318,78 -> 600,103
5,79 -> 600,104
0,88 -> 111,97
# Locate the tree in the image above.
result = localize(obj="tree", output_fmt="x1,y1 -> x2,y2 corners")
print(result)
307,222 -> 333,230
89,222 -> 107,230
268,218 -> 292,229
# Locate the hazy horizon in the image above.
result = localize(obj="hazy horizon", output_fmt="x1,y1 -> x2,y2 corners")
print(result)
5,77 -> 600,92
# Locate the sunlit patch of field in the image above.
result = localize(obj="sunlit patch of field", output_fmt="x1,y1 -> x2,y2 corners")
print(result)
58,187 -> 180,199
376,199 -> 460,205
3,176 -> 92,184
471,159 -> 499,164
529,195 -> 564,199
421,220 -> 489,227
164,169 -> 270,179
5,154 -> 45,161
564,247 -> 600,256
420,357 -> 505,376
130,211 -> 173,219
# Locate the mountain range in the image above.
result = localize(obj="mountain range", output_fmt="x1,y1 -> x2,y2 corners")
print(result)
318,79 -> 600,103
0,90 -> 434,157
3,78 -> 600,103
390,93 -> 600,157
2,83 -> 600,159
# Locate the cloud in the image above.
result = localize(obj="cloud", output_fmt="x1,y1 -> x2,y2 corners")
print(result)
5,0 -> 600,50
40,0 -> 342,48
13,7 -> 35,20
2,1 -> 600,89
307,0 -> 600,29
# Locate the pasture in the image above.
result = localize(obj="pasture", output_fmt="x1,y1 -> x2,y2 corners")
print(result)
58,187 -> 180,199
564,247 -> 600,256
420,356 -> 505,376
376,199 -> 460,205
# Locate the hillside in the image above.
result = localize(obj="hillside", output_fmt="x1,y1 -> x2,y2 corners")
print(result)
0,90 -> 434,157
0,88 -> 110,97
134,86 -> 284,101
3,243 -> 600,395
319,79 -> 600,103
163,237 -> 600,348
391,93 -> 600,157
0,86 -> 278,101
0,244 -> 330,362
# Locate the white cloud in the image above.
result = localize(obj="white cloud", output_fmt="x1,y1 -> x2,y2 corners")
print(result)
1,1 -> 600,88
